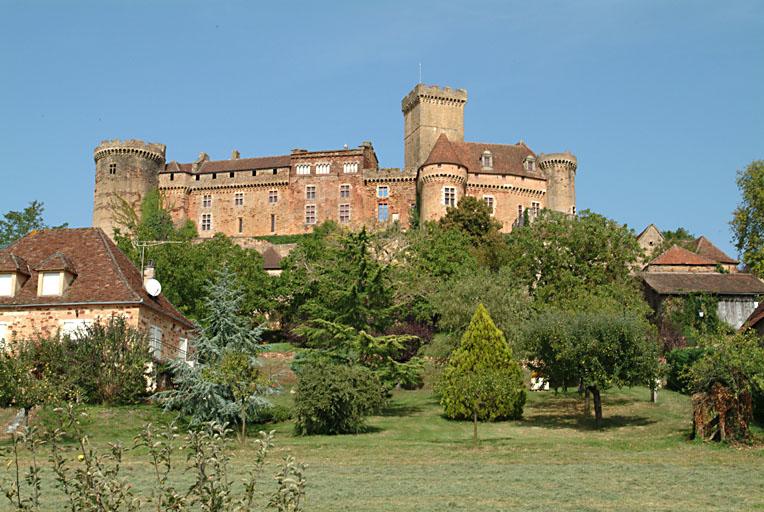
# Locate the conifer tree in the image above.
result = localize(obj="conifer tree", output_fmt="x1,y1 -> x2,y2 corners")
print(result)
438,304 -> 526,444
156,266 -> 269,428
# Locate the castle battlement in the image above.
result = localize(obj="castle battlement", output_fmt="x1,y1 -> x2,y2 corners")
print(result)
538,152 -> 578,171
94,139 -> 166,163
401,84 -> 468,114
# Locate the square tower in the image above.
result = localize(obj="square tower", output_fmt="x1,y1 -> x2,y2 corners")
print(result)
402,84 -> 468,171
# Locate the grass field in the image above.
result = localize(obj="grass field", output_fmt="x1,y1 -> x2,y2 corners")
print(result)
2,384 -> 763,511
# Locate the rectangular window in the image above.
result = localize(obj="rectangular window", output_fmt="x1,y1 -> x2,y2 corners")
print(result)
378,203 -> 389,222
238,217 -> 243,234
518,204 -> 524,219
195,175 -> 200,181
109,163 -> 116,175
170,173 -> 174,181
305,205 -> 317,225
316,163 -> 330,175
483,195 -> 495,214
212,173 -> 217,180
40,272 -> 61,296
268,190 -> 278,204
201,213 -> 212,231
202,195 -> 212,208
532,201 -> 540,215
149,325 -> 162,359
234,192 -> 244,206
179,338 -> 188,361
377,185 -> 389,198
229,171 -> 235,178
306,185 -> 316,200
572,205 -> 576,215
339,184 -> 350,198
339,204 -> 351,224
60,319 -> 92,341
252,170 -> 257,177
271,214 -> 276,233
0,274 -> 12,297
343,162 -> 358,174
296,164 -> 310,175
443,187 -> 456,207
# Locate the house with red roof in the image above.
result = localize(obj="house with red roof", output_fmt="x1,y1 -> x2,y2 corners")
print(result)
640,239 -> 763,330
0,228 -> 195,360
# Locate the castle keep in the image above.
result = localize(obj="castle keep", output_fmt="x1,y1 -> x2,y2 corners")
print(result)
93,84 -> 577,239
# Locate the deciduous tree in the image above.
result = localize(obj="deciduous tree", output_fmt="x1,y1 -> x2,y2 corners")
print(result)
0,201 -> 67,248
731,160 -> 764,276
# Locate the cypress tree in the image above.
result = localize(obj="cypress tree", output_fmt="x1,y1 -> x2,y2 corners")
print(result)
438,304 -> 526,439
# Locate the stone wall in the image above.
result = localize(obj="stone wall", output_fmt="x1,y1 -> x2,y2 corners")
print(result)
465,173 -> 546,233
0,304 -> 192,361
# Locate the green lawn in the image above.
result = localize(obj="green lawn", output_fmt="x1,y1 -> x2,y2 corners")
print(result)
2,387 -> 763,511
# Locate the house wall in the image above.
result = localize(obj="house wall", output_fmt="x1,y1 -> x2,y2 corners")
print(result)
0,304 -> 191,361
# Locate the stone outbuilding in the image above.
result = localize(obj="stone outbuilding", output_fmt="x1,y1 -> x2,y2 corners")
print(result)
0,228 -> 195,361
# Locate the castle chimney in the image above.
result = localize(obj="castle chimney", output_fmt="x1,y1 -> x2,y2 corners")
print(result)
231,149 -> 240,159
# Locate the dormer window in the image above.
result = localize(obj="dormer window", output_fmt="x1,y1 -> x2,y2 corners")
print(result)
35,252 -> 76,297
0,254 -> 31,297
524,156 -> 536,172
481,151 -> 493,169
39,272 -> 63,296
0,274 -> 13,297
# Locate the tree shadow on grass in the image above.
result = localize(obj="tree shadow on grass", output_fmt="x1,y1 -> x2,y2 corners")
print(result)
522,395 -> 656,431
378,401 -> 425,417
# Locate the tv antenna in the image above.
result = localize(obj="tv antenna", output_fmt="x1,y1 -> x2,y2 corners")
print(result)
135,240 -> 185,283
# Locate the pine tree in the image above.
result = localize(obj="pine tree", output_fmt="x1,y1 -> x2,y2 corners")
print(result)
156,266 -> 269,428
438,304 -> 526,444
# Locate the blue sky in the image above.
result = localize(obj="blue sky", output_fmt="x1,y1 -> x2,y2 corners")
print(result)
1,0 -> 762,255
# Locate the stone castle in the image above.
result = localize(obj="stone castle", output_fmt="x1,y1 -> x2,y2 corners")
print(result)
93,84 -> 577,239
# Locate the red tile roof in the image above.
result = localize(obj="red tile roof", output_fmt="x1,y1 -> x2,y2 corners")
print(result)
421,134 -> 544,179
641,272 -> 764,296
649,245 -> 718,266
421,133 -> 465,168
163,155 -> 291,175
0,228 -> 194,328
689,236 -> 738,265
0,253 -> 30,276
37,252 -> 77,274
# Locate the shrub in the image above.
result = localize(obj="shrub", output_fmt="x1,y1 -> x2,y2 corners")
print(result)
0,316 -> 151,407
294,359 -> 384,435
665,347 -> 706,393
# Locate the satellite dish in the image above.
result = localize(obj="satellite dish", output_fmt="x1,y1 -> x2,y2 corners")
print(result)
145,278 -> 162,297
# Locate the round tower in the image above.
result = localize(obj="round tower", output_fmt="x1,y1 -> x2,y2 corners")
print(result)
93,139 -> 166,238
538,152 -> 577,215
417,133 -> 468,223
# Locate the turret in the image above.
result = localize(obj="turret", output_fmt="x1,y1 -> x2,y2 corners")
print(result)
93,139 -> 166,239
417,134 -> 468,223
538,152 -> 577,214
402,84 -> 467,172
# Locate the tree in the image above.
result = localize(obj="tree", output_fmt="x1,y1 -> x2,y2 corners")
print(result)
156,267 -> 271,428
653,227 -> 696,258
731,160 -> 764,276
278,224 -> 395,333
525,309 -> 659,427
439,196 -> 502,244
505,209 -> 644,309
429,267 -> 531,357
114,192 -> 271,324
0,201 -> 67,248
688,332 -> 764,441
438,305 -> 526,444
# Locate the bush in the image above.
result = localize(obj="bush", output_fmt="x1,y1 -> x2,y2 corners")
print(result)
294,359 -> 384,435
0,316 -> 151,407
256,402 -> 293,423
665,347 -> 706,393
